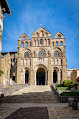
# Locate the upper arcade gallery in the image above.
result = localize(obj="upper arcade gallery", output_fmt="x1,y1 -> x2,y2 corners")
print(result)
16,27 -> 67,85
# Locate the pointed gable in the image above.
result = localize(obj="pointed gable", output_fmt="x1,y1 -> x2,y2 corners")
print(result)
19,33 -> 29,40
32,27 -> 51,37
54,32 -> 64,38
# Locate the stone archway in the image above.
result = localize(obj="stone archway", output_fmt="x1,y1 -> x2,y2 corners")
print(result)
36,68 -> 45,85
53,70 -> 57,83
53,67 -> 58,83
35,64 -> 47,85
25,67 -> 29,84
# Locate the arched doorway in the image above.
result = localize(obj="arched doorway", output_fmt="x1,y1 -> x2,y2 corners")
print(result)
25,70 -> 29,84
53,70 -> 57,83
36,68 -> 45,85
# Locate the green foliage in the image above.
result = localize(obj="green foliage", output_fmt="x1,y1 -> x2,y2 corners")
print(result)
56,80 -> 78,90
60,92 -> 79,96
0,70 -> 3,77
56,84 -> 64,87
57,87 -> 69,90
62,80 -> 73,87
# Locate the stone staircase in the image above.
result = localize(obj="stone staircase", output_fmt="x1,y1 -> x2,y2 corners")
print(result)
2,86 -> 59,103
0,84 -> 27,96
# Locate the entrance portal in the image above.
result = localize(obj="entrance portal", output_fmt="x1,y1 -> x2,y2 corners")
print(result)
25,70 -> 29,84
53,70 -> 57,83
36,68 -> 45,85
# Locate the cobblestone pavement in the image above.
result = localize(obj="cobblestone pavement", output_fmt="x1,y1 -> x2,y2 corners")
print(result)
0,103 -> 79,119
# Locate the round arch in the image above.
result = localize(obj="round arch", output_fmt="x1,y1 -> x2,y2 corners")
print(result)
34,48 -> 47,57
34,64 -> 48,85
25,67 -> 30,84
53,67 -> 59,83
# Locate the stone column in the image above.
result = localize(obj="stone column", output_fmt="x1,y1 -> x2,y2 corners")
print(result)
30,53 -> 35,85
58,69 -> 61,84
48,55 -> 52,85
24,41 -> 25,47
51,68 -> 54,84
45,71 -> 47,85
38,39 -> 40,46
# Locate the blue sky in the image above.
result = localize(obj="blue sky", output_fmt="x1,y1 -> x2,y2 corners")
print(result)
2,0 -> 79,69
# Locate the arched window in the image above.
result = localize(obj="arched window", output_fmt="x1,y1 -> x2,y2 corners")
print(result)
26,42 -> 28,47
58,35 -> 60,38
40,39 -> 42,45
24,52 -> 29,58
21,42 -> 24,47
60,41 -> 63,46
54,51 -> 59,57
56,41 -> 58,46
38,50 -> 44,57
23,37 -> 26,40
37,33 -> 39,37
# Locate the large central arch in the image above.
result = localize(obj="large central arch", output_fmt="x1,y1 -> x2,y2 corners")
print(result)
36,68 -> 45,85
35,64 -> 48,85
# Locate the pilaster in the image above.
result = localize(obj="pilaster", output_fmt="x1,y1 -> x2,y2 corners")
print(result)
30,53 -> 35,85
58,69 -> 61,84
48,55 -> 52,85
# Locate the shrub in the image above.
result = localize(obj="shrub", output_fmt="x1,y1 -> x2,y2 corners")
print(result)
0,70 -> 3,77
62,80 -> 77,89
62,80 -> 73,87
56,84 -> 64,87
60,92 -> 79,96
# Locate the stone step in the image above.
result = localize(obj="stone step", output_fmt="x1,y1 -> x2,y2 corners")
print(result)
2,86 -> 58,103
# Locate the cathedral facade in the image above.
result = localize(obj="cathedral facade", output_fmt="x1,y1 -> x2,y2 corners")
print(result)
16,27 -> 67,85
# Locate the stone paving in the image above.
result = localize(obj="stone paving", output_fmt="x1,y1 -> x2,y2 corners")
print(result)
0,86 -> 79,119
5,107 -> 49,119
0,103 -> 79,119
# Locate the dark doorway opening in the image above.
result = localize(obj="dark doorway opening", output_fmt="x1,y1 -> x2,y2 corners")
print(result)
25,70 -> 29,84
13,76 -> 15,81
53,70 -> 57,83
36,68 -> 45,85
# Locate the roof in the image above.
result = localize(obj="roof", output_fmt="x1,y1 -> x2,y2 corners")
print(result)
1,51 -> 17,55
32,27 -> 51,35
1,0 -> 11,14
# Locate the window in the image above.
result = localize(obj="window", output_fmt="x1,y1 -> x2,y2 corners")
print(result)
40,39 -> 42,45
23,37 -> 26,40
21,43 -> 24,47
38,50 -> 44,57
58,35 -> 60,38
56,42 -> 58,46
26,42 -> 28,47
60,41 -> 63,46
54,51 -> 59,57
24,52 -> 29,58
37,33 -> 39,37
